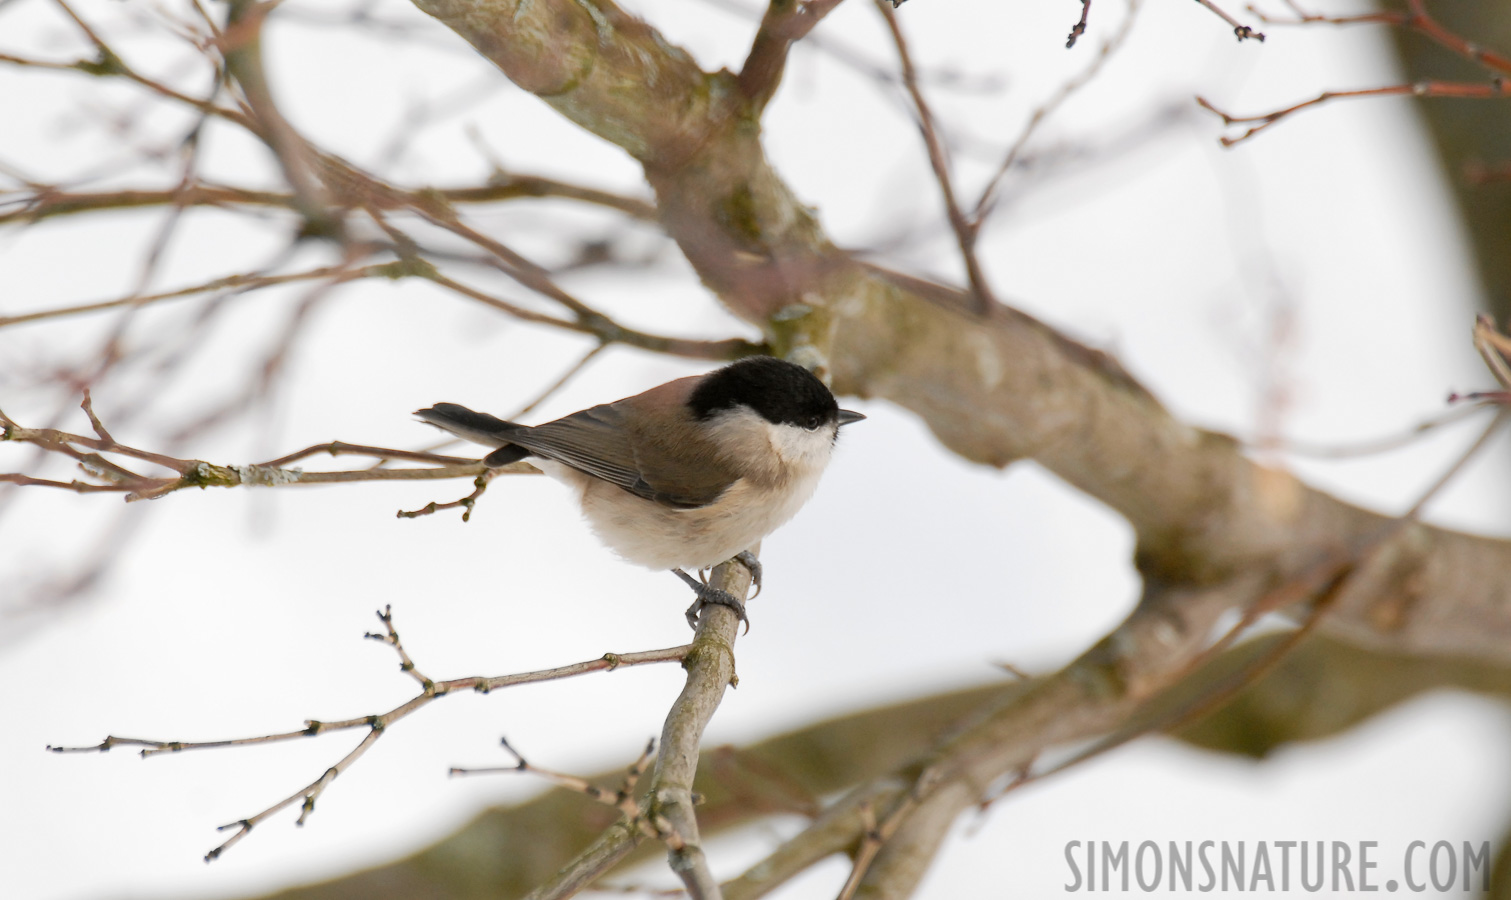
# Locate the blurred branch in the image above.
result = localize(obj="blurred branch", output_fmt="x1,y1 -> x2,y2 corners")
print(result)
976,0 -> 1144,221
0,264 -> 370,330
737,0 -> 846,114
876,0 -> 995,314
414,265 -> 762,360
0,254 -> 756,358
1258,401 -> 1491,459
30,1 -> 253,130
222,0 -> 340,237
1193,0 -> 1264,42
1262,0 -> 1511,318
1199,80 -> 1511,146
1254,0 -> 1511,77
0,175 -> 657,227
701,0 -> 1004,100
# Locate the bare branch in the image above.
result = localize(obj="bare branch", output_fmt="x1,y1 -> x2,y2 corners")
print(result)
0,264 -> 373,330
738,0 -> 846,114
0,408 -> 526,501
524,557 -> 755,899
1199,79 -> 1511,146
875,0 -> 996,314
221,0 -> 341,236
1066,0 -> 1092,49
1193,0 -> 1264,42
451,736 -> 656,832
395,470 -> 497,521
48,607 -> 694,861
0,175 -> 656,227
977,0 -> 1145,221
39,1 -> 254,129
1252,0 -> 1511,78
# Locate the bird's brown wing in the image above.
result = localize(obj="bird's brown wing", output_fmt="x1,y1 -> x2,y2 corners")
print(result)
506,400 -> 738,509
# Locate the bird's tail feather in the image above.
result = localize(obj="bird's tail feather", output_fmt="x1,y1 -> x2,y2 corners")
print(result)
414,404 -> 529,466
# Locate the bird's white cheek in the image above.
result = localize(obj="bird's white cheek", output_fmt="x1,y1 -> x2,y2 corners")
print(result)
767,423 -> 837,471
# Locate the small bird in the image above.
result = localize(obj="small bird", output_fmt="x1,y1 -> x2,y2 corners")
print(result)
415,356 -> 864,627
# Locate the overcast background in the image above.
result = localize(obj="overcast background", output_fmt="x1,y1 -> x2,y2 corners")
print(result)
3,0 -> 1510,897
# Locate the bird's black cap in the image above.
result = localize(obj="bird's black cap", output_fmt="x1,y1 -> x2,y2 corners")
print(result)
688,357 -> 841,429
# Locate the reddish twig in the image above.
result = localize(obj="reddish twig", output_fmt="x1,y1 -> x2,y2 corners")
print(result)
876,0 -> 996,314
1193,0 -> 1264,42
41,0 -> 254,129
1199,80 -> 1511,146
0,176 -> 656,227
1250,0 -> 1511,77
1066,0 -> 1092,48
977,0 -> 1145,221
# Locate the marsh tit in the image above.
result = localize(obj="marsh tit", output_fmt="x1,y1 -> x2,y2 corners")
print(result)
415,356 -> 864,627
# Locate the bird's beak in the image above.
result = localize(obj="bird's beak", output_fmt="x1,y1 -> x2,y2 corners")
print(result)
837,409 -> 866,426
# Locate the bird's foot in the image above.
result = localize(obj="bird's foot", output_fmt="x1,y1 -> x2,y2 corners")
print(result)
674,568 -> 749,633
733,550 -> 763,599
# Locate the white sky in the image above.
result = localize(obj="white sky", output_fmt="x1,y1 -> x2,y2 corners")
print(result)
3,0 -> 1510,898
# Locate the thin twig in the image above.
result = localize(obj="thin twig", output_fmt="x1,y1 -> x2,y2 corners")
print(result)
364,604 -> 436,690
1249,0 -> 1511,78
396,470 -> 497,522
1257,402 -> 1488,459
48,607 -> 694,861
1199,79 -> 1511,146
977,0 -> 1144,221
876,0 -> 996,314
255,441 -> 477,469
1066,0 -> 1092,48
451,736 -> 657,830
0,176 -> 656,227
522,557 -> 756,900
0,264 -> 376,330
43,0 -> 254,129
1193,0 -> 1264,42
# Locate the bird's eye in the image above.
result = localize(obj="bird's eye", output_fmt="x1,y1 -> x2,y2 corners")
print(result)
805,415 -> 822,431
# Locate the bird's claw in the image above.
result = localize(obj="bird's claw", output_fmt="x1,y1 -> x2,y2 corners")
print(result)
733,550 -> 763,599
684,586 -> 749,633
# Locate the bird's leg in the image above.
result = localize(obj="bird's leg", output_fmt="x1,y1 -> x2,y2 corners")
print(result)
673,568 -> 748,632
733,550 -> 763,599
